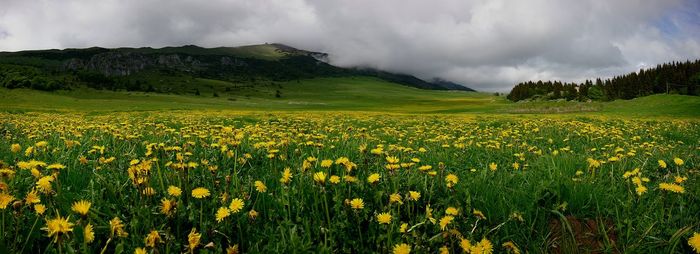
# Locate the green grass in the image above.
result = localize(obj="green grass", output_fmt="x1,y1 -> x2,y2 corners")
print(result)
0,76 -> 698,118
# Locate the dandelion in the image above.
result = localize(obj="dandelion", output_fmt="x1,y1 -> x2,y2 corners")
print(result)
248,209 -> 259,219
502,241 -> 521,254
167,186 -> 182,197
658,160 -> 667,169
376,212 -> 392,224
400,223 -> 408,233
350,198 -> 364,209
489,162 -> 497,171
673,157 -> 684,166
635,185 -> 648,196
445,207 -> 459,216
473,209 -> 487,220
393,243 -> 411,254
470,238 -> 493,254
226,245 -> 240,254
214,207 -> 231,223
0,193 -> 15,209
460,238 -> 472,252
389,193 -> 403,205
659,183 -> 685,193
42,214 -> 74,243
71,200 -> 91,216
135,247 -> 147,254
141,230 -> 160,248
160,198 -> 175,217
313,171 -> 327,184
84,223 -> 95,243
367,173 -> 381,184
110,217 -> 128,238
329,175 -> 340,184
320,159 -> 333,168
280,167 -> 292,184
188,228 -> 201,253
254,181 -> 267,193
11,144 -> 21,153
439,215 -> 454,230
408,191 -> 421,201
229,198 -> 245,213
688,232 -> 700,253
512,162 -> 520,170
191,187 -> 210,198
34,204 -> 46,215
445,173 -> 458,188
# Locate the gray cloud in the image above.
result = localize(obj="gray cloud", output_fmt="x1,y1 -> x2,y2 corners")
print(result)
1,0 -> 699,91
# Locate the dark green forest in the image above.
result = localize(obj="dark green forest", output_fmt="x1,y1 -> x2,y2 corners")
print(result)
507,60 -> 700,101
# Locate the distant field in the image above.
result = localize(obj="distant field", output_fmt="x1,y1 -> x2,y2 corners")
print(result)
1,77 -> 699,118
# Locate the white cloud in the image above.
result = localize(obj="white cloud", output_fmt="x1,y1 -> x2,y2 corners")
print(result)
1,0 -> 699,91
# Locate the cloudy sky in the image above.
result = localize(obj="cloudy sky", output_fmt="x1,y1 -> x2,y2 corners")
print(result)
1,0 -> 699,91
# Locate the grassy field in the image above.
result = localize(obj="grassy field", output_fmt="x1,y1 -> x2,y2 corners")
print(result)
0,78 -> 699,253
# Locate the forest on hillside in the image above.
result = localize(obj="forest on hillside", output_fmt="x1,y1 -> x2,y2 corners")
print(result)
507,60 -> 700,102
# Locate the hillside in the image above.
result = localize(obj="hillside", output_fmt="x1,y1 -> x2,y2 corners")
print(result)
0,44 -> 474,95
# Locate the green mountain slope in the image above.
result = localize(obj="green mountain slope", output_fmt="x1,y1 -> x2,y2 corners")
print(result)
0,44 -> 474,95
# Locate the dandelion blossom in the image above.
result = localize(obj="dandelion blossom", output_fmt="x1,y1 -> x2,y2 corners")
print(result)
42,214 -> 74,243
367,173 -> 381,184
673,157 -> 684,166
313,171 -> 327,184
389,193 -> 403,205
229,198 -> 245,213
688,232 -> 700,254
659,183 -> 685,193
439,215 -> 454,230
376,212 -> 392,224
191,187 -> 210,198
658,160 -> 667,169
393,243 -> 411,254
216,207 -> 231,223
167,186 -> 182,197
254,181 -> 267,193
188,228 -> 201,252
0,193 -> 15,210
350,198 -> 364,209
84,223 -> 95,243
71,200 -> 91,216
408,191 -> 421,201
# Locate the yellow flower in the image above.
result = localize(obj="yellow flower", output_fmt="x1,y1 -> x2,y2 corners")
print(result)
386,156 -> 400,164
229,198 -> 245,213
350,198 -> 364,209
408,191 -> 421,201
11,144 -> 21,153
188,228 -> 201,252
191,187 -> 210,198
658,160 -> 667,169
502,241 -> 521,254
160,198 -> 175,217
659,183 -> 685,193
167,186 -> 182,197
439,246 -> 449,254
329,175 -> 340,184
71,200 -> 91,216
216,207 -> 231,223
254,181 -> 267,193
445,174 -> 458,188
512,162 -> 520,170
36,176 -> 54,194
473,209 -> 487,220
0,192 -> 15,210
489,162 -> 497,171
459,238 -> 472,252
635,185 -> 648,196
34,204 -> 46,215
226,245 -> 240,254
439,215 -> 454,230
320,159 -> 333,168
393,243 -> 411,254
673,157 -> 684,166
84,223 -> 95,243
42,214 -> 74,242
280,167 -> 292,184
110,217 -> 128,238
135,247 -> 147,254
367,173 -> 381,184
689,232 -> 700,254
144,230 -> 161,247
248,209 -> 259,219
445,207 -> 459,216
376,212 -> 392,224
313,171 -> 327,184
400,223 -> 409,233
470,238 -> 494,254
389,193 -> 403,205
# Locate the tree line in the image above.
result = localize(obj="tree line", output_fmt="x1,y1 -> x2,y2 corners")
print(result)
507,60 -> 700,101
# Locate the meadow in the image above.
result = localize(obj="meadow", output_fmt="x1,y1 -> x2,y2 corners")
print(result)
1,77 -> 700,253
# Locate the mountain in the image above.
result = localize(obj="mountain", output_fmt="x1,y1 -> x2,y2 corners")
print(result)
0,43 -> 474,93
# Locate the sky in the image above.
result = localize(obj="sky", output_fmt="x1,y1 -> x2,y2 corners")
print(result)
1,0 -> 699,91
